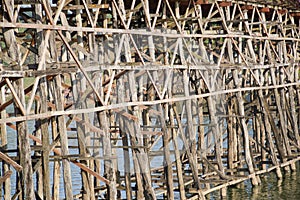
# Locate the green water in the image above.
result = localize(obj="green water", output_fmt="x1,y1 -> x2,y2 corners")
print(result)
208,163 -> 300,200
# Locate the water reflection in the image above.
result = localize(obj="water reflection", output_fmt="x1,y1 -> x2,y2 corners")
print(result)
210,163 -> 300,200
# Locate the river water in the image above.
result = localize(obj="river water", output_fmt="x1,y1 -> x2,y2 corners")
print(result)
2,107 -> 300,199
4,124 -> 300,200
209,162 -> 300,200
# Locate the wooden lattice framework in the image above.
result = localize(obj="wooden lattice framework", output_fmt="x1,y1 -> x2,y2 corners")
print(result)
1,0 -> 300,199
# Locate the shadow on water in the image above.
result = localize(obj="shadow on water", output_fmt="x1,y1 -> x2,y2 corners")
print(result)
208,162 -> 300,200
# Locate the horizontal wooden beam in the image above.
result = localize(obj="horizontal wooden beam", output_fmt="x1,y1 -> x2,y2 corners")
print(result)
1,22 -> 299,42
219,1 -> 232,7
61,4 -> 109,10
15,0 -> 40,4
1,81 -> 299,124
28,133 -> 110,184
291,12 -> 300,17
260,7 -> 270,13
0,71 -> 24,78
25,67 -> 77,77
195,0 -> 211,5
241,5 -> 254,10
278,9 -> 288,15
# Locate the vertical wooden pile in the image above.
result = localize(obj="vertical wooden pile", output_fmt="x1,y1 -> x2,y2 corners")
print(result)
0,0 -> 300,200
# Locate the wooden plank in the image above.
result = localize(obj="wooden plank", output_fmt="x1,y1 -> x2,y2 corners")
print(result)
0,80 -> 300,124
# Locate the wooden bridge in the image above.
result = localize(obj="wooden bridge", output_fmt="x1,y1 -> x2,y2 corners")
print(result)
1,0 -> 300,199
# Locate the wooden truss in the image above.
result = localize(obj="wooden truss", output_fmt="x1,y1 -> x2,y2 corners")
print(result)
0,0 -> 300,199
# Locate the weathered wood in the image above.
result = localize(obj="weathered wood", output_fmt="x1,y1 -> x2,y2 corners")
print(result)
0,79 -> 11,199
53,74 -> 74,200
170,103 -> 186,199
40,77 -> 51,200
0,170 -> 12,184
0,152 -> 22,171
62,4 -> 109,10
158,102 -> 174,200
3,1 -> 34,199
1,1 -> 300,199
232,69 -> 259,185
117,76 -> 132,200
173,105 -> 205,199
50,111 -> 60,200
27,127 -> 110,184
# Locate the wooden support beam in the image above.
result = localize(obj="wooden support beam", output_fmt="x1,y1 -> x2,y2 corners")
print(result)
0,170 -> 12,184
241,5 -> 254,11
15,0 -> 40,4
4,78 -> 26,115
260,7 -> 270,13
219,1 -> 232,7
290,12 -> 300,17
195,0 -> 210,5
3,0 -> 14,22
1,0 -> 300,199
28,133 -> 110,184
62,4 -> 109,10
0,152 -> 22,171
278,9 -> 287,15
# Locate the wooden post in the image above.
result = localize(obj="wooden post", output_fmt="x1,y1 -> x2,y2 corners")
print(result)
117,76 -> 132,200
158,102 -> 174,200
50,107 -> 61,200
95,69 -> 117,200
3,0 -> 35,198
0,69 -> 11,199
53,74 -> 74,200
169,102 -> 186,199
0,100 -> 11,200
127,71 -> 156,199
39,77 -> 51,200
76,76 -> 92,200
232,69 -> 259,186
0,1 -> 300,199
